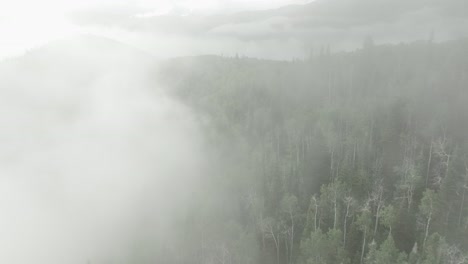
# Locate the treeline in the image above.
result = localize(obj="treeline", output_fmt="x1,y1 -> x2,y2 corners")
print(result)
158,38 -> 468,264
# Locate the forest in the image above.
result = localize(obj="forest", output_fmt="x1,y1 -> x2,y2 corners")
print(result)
158,38 -> 468,264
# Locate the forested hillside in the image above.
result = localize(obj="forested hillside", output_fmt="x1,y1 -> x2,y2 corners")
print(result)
159,39 -> 468,264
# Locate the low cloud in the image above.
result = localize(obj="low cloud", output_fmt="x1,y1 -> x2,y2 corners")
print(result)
0,36 -> 207,264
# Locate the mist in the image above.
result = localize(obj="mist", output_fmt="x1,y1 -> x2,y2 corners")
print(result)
0,36 -> 209,263
1,0 -> 468,264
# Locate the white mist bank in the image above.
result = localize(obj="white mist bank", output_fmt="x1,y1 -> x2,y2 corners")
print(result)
0,38 -> 206,264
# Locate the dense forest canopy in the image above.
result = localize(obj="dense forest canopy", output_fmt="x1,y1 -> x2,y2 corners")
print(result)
158,38 -> 468,264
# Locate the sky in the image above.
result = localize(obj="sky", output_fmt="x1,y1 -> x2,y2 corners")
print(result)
0,0 -> 311,59
0,0 -> 310,15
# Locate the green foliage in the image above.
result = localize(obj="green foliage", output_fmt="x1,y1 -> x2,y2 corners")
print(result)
420,233 -> 447,264
301,229 -> 349,264
380,205 -> 397,233
366,235 -> 408,264
419,189 -> 438,219
159,39 -> 468,264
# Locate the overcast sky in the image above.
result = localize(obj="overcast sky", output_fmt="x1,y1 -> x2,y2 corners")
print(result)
1,0 -> 311,16
0,0 -> 311,59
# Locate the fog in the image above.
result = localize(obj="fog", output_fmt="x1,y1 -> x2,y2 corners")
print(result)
1,0 -> 468,264
0,37 -> 208,263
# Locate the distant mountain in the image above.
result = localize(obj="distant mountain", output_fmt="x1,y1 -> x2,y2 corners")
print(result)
0,35 -> 158,126
0,35 -> 155,90
0,35 -> 154,70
